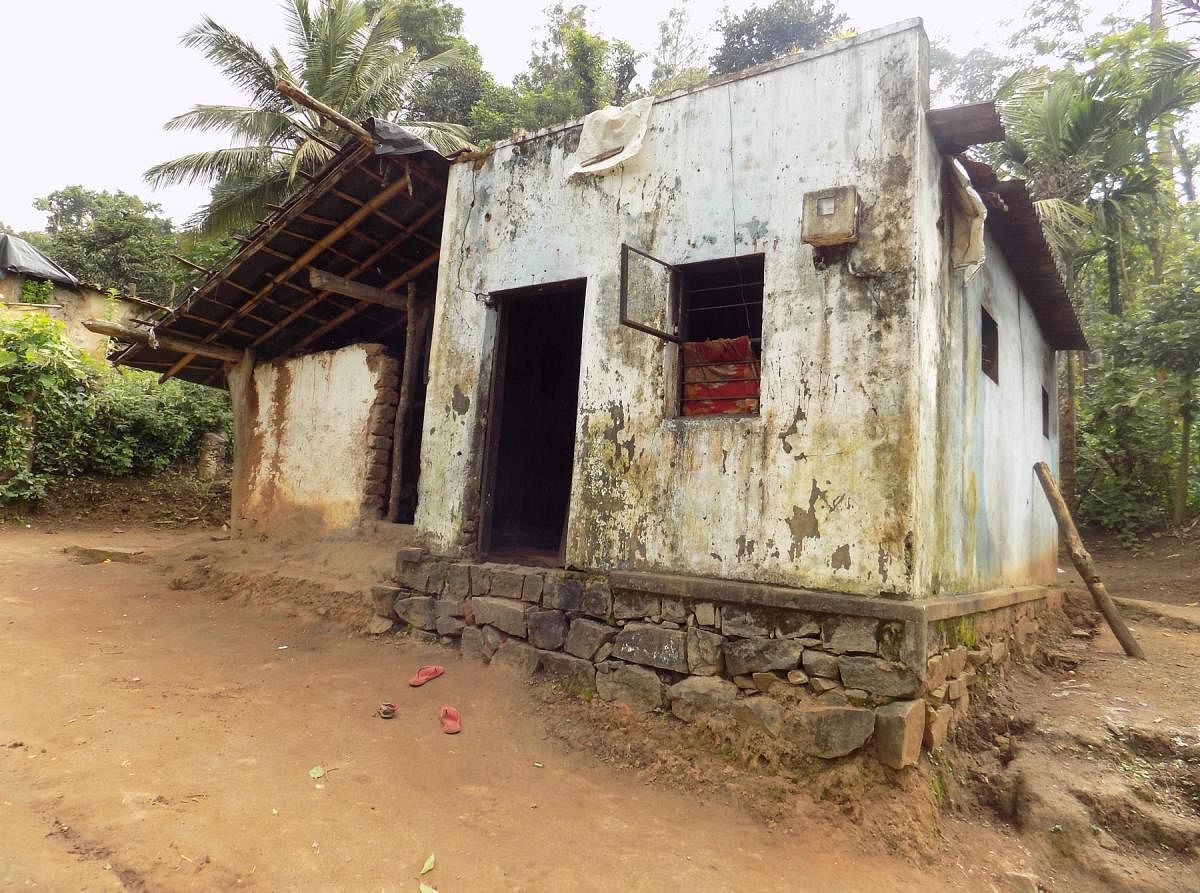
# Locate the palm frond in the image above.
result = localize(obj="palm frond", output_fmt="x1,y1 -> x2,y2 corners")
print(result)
181,17 -> 286,112
144,146 -> 280,189
163,105 -> 297,145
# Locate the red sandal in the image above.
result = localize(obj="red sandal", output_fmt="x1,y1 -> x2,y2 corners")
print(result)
408,665 -> 445,687
439,706 -> 461,734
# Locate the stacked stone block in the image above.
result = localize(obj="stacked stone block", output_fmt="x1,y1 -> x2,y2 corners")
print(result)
364,551 -> 1059,769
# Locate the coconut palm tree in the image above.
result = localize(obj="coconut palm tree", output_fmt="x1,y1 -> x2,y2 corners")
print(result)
145,0 -> 471,235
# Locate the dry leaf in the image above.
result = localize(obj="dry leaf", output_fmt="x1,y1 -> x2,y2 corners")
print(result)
420,854 -> 435,875
308,766 -> 325,779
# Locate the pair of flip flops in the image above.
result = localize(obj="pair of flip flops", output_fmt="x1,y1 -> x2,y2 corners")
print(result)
377,665 -> 461,734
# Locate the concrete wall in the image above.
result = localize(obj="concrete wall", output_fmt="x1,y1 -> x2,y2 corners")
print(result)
237,344 -> 398,539
0,276 -> 141,357
417,22 -> 930,596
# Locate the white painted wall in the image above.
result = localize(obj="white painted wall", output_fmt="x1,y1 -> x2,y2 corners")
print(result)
418,23 -> 929,596
240,344 -> 381,537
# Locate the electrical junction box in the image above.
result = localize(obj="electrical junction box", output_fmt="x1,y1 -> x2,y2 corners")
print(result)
801,186 -> 859,247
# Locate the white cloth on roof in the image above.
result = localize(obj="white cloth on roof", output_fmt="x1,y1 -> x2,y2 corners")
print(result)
568,96 -> 655,179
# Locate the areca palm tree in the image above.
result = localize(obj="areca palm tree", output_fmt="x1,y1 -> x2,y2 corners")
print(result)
145,0 -> 471,234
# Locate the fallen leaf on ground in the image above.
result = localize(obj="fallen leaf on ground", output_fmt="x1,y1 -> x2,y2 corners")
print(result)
420,854 -> 435,875
419,883 -> 437,893
308,766 -> 325,779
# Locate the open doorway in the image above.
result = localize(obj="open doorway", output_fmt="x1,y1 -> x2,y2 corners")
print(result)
480,280 -> 586,566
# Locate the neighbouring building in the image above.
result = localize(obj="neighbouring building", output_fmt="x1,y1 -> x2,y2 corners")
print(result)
0,234 -> 160,356
113,20 -> 1086,766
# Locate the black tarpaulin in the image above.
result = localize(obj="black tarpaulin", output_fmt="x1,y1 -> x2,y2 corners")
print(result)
0,234 -> 78,288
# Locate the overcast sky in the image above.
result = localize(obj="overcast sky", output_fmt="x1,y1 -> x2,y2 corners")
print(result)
0,0 -> 1147,233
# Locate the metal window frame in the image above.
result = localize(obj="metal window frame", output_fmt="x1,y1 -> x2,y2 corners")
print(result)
619,242 -> 681,344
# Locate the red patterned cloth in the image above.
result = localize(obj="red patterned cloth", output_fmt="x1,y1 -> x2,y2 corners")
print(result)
681,335 -> 760,416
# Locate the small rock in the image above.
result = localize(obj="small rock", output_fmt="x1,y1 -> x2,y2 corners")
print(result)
874,700 -> 925,769
491,640 -> 540,676
733,697 -> 785,736
520,574 -> 544,603
826,617 -> 879,654
810,677 -> 840,694
471,597 -> 528,637
538,651 -> 595,692
611,623 -> 688,673
394,595 -> 436,631
661,598 -> 688,624
564,618 -> 617,660
368,585 -> 401,616
595,642 -> 614,662
527,609 -> 567,650
460,627 -> 486,661
752,671 -> 780,692
946,677 -> 966,700
801,649 -> 840,679
925,653 -> 948,690
580,580 -> 612,618
818,689 -> 850,706
843,688 -> 872,706
724,637 -> 803,676
924,704 -> 953,749
946,646 -> 968,675
990,640 -> 1009,664
720,604 -> 774,638
686,627 -> 725,675
669,676 -> 738,722
613,591 -> 660,620
541,574 -> 582,611
966,647 -> 990,668
489,569 -> 524,599
692,602 -> 718,628
785,706 -> 875,758
596,663 -> 665,713
481,625 -> 503,657
435,615 -> 465,637
925,684 -> 948,707
838,656 -> 920,698
999,871 -> 1039,893
365,615 -> 395,635
787,669 -> 809,685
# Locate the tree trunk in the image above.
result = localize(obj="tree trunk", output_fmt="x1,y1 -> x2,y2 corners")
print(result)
1105,235 -> 1122,316
1171,128 -> 1196,203
1175,386 -> 1194,526
1060,354 -> 1078,512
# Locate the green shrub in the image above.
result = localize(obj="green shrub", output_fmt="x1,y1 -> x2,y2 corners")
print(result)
19,279 -> 55,305
0,309 -> 231,501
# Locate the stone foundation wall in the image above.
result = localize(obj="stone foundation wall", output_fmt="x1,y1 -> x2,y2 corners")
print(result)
369,552 -> 1063,768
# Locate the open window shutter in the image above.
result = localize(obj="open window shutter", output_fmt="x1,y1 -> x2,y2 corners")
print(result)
619,243 -> 679,343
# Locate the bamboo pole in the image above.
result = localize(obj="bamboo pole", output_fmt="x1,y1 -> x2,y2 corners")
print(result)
387,283 -> 430,522
1033,461 -> 1146,660
276,80 -> 374,146
82,319 -> 244,363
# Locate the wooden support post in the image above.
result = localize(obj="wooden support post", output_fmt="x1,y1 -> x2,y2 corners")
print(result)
225,350 -> 256,534
82,319 -> 244,364
308,268 -> 407,311
1033,461 -> 1146,660
387,283 -> 430,522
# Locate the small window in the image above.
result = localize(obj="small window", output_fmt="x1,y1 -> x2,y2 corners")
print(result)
619,245 -> 763,417
677,255 -> 763,417
981,307 -> 998,383
1041,386 -> 1051,438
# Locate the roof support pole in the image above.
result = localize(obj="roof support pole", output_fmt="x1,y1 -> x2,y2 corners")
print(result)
82,319 -> 243,363
307,268 -> 408,311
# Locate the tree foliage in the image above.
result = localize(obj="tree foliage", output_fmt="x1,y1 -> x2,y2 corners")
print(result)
0,311 -> 231,501
710,0 -> 848,75
145,0 -> 471,234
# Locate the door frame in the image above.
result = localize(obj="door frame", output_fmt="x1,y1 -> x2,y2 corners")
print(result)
477,277 -> 587,564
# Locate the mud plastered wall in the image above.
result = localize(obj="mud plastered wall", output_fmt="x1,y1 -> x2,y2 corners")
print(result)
417,23 -> 931,597
240,343 -> 397,538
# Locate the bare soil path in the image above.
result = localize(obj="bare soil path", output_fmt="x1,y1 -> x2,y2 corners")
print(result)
0,525 -> 946,892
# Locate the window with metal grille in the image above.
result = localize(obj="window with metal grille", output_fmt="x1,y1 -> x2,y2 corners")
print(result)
619,245 -> 763,417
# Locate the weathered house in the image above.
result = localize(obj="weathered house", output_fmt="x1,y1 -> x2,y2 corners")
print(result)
0,234 -> 159,356
114,20 -> 1085,764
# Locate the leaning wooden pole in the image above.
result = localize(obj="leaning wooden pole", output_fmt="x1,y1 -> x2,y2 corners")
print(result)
276,80 -> 374,146
1033,461 -> 1146,660
387,283 -> 428,522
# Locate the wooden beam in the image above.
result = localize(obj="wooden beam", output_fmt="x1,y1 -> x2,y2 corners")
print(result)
249,196 -> 444,349
163,169 -> 412,381
1033,461 -> 1146,660
388,283 -> 431,521
288,249 -> 439,354
276,79 -> 374,146
307,269 -> 408,311
83,319 -> 243,363
171,254 -> 212,276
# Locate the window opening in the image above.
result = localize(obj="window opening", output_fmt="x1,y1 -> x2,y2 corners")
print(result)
619,244 -> 764,417
677,255 -> 763,416
981,307 -> 998,383
1041,386 -> 1050,438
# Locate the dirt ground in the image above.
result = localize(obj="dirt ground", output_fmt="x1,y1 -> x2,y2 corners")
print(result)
1,518 -> 1197,892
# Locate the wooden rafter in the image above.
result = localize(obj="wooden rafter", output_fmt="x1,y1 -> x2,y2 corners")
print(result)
83,319 -> 243,363
287,248 -> 440,355
307,269 -> 406,310
160,169 -> 414,381
249,196 -> 444,349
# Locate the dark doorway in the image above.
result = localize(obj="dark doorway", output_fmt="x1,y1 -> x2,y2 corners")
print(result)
481,280 -> 586,565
